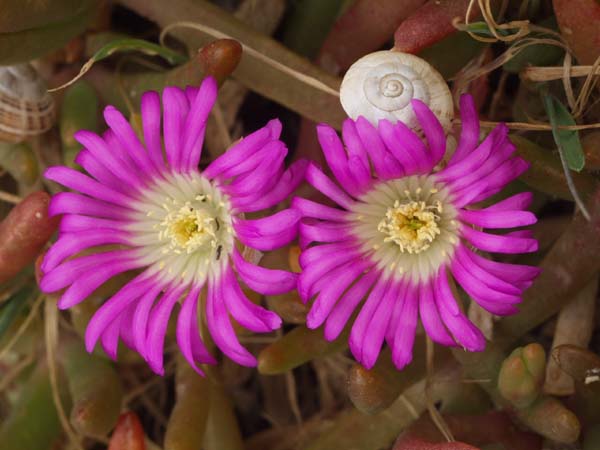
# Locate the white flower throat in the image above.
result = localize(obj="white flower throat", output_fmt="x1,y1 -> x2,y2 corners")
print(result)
129,173 -> 234,285
348,175 -> 459,283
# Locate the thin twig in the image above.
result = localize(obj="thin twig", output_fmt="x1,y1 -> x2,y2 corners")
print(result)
523,64 -> 600,82
0,191 -> 22,204
0,293 -> 44,360
458,0 -> 531,43
460,119 -> 600,131
0,353 -> 35,392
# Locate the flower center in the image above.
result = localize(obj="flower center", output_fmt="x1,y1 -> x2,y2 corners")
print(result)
378,200 -> 442,254
347,174 -> 459,283
161,199 -> 219,254
129,172 -> 235,286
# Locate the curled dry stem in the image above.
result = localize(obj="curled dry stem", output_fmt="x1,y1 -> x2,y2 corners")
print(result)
455,0 -> 531,43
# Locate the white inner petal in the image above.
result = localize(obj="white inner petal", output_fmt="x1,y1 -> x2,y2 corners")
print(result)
127,172 -> 234,286
347,174 -> 459,284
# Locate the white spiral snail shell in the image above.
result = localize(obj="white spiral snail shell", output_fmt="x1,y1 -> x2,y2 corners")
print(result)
0,63 -> 55,143
340,51 -> 453,132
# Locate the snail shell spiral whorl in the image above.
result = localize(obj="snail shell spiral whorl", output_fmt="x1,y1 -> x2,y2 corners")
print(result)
0,64 -> 55,143
340,51 -> 453,132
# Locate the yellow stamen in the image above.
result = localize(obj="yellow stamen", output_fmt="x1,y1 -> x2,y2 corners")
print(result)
160,202 -> 218,254
378,200 -> 442,254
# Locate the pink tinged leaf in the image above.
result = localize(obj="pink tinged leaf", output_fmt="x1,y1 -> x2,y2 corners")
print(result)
393,0 -> 478,53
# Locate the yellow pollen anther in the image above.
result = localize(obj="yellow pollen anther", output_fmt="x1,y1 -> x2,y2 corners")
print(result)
378,200 -> 442,254
160,203 -> 219,254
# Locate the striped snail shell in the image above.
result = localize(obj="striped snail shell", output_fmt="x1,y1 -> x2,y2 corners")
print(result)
0,64 -> 55,143
340,51 -> 453,132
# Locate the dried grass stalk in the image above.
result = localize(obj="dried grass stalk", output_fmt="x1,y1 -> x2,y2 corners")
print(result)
544,276 -> 598,396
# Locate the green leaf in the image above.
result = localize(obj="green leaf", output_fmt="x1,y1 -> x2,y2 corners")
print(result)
91,38 -> 187,65
0,0 -> 96,65
543,94 -> 585,172
50,38 -> 188,92
462,21 -> 513,38
0,287 -> 34,341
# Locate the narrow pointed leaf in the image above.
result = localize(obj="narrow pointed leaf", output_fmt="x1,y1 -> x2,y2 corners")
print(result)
543,94 -> 585,172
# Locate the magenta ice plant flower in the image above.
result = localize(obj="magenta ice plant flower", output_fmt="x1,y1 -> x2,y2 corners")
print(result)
39,77 -> 306,375
293,95 -> 540,370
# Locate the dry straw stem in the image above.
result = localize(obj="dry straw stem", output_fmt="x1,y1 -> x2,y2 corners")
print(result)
544,276 -> 598,396
523,64 -> 600,82
521,55 -> 600,119
0,190 -> 22,205
451,37 -> 569,100
459,119 -> 600,132
451,0 -> 600,116
456,0 -> 531,43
